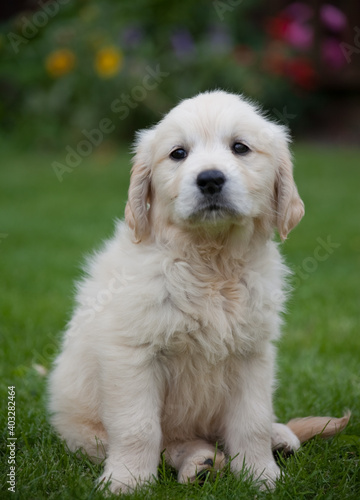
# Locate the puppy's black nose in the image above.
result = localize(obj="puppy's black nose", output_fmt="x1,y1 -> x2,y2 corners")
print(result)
196,169 -> 226,195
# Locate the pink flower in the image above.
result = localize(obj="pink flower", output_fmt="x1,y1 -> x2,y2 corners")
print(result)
320,4 -> 347,32
284,2 -> 313,23
284,20 -> 313,49
322,37 -> 347,68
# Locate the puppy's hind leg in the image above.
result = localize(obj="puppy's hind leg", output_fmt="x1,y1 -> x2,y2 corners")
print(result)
271,412 -> 351,456
51,412 -> 108,463
48,352 -> 108,463
164,440 -> 225,483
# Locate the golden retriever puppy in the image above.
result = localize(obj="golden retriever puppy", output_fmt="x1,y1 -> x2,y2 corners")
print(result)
48,91 -> 349,493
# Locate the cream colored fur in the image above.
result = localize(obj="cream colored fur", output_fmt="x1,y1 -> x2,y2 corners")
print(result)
48,91 -> 348,494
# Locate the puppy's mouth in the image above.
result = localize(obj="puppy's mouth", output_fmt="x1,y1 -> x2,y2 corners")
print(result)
207,204 -> 223,211
189,199 -> 239,222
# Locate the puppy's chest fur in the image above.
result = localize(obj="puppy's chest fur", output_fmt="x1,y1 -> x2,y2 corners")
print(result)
155,253 -> 281,442
158,251 -> 282,362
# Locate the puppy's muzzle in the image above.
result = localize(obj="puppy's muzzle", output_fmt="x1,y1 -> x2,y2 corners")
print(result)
196,170 -> 226,196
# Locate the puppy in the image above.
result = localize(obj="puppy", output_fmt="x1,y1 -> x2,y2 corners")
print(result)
48,91 -> 349,493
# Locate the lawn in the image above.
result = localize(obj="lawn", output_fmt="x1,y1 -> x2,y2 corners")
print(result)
0,140 -> 359,499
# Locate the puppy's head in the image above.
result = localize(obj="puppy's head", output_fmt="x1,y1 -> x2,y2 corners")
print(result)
126,91 -> 304,242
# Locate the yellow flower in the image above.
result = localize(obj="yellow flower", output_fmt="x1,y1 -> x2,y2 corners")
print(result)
45,49 -> 76,77
95,47 -> 123,78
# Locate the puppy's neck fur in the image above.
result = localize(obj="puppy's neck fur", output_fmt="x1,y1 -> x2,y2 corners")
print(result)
147,217 -> 273,276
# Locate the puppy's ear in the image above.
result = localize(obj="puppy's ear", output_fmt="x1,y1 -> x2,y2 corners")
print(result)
125,129 -> 155,242
275,138 -> 304,241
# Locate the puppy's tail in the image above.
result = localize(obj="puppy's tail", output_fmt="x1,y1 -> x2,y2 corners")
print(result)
286,411 -> 351,444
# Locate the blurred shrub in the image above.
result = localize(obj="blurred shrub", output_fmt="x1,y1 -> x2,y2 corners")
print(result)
0,0 -> 346,147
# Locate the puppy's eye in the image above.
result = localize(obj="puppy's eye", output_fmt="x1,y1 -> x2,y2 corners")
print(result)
232,142 -> 250,155
170,148 -> 187,160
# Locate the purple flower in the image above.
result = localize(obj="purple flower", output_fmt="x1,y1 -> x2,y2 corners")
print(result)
285,21 -> 313,49
284,2 -> 313,23
320,4 -> 347,32
322,37 -> 346,68
207,24 -> 232,53
171,29 -> 194,59
122,26 -> 144,48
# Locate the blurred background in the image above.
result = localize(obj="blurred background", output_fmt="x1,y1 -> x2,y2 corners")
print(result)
1,4 -> 360,497
1,0 -> 360,149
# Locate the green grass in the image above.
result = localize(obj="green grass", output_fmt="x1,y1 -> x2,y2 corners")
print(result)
1,141 -> 359,499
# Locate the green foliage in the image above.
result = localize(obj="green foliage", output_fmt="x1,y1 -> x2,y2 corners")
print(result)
0,0 -> 320,147
0,141 -> 359,498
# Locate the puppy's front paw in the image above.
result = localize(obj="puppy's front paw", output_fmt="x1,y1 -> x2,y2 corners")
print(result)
97,471 -> 133,494
231,457 -> 280,491
97,466 -> 154,494
256,460 -> 280,490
